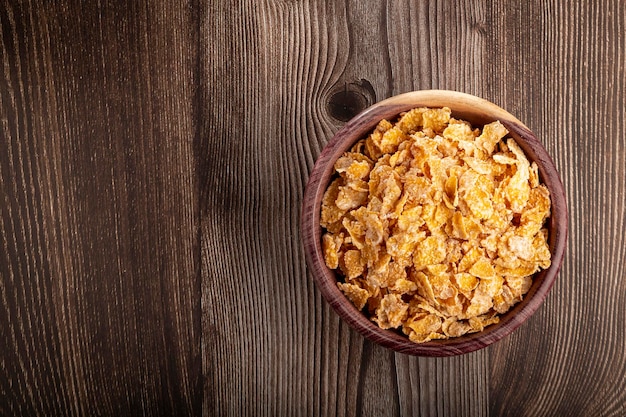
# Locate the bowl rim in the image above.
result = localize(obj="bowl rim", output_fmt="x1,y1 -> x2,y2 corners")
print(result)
301,90 -> 568,356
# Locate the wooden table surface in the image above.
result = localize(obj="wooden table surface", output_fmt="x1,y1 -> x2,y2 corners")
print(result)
1,1 -> 625,416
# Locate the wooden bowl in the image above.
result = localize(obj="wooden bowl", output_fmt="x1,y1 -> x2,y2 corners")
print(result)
301,90 -> 568,356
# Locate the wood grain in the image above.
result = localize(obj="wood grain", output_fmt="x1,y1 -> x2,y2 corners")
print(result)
203,0 -> 625,416
1,0 -> 625,416
487,1 -> 626,416
1,1 -> 200,415
203,0 -> 495,415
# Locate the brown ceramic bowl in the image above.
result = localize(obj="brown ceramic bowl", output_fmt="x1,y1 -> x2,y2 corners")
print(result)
301,90 -> 568,357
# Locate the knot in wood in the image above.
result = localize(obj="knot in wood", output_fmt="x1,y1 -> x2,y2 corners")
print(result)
327,80 -> 375,122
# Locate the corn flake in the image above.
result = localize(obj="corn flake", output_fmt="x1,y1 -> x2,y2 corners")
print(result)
321,107 -> 552,342
374,294 -> 409,329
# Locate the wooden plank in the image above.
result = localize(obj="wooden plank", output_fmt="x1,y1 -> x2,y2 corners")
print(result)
2,0 -> 625,415
202,0 -> 494,415
487,1 -> 626,416
0,1 -> 200,415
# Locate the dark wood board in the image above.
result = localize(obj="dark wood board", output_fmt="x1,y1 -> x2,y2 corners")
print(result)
2,1 -> 625,416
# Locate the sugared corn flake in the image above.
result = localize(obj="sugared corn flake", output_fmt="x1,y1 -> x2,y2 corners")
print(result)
476,120 -> 508,155
337,282 -> 370,310
374,294 -> 409,329
405,313 -> 444,343
322,107 -> 552,343
340,249 -> 366,280
414,235 -> 447,268
322,233 -> 343,270
422,107 -> 452,133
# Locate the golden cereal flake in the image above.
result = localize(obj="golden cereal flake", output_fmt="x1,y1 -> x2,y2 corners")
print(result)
391,277 -> 418,294
464,186 -> 494,220
322,233 -> 343,269
529,162 -> 540,188
428,271 -> 457,300
468,314 -> 500,333
506,275 -> 533,299
476,120 -> 508,155
507,235 -> 534,261
464,285 -> 493,318
405,313 -> 444,343
320,178 -> 346,231
519,186 -> 551,236
379,127 -> 407,154
397,107 -> 427,133
386,232 -> 420,267
414,235 -> 447,268
396,205 -> 425,233
340,249 -> 365,280
469,257 -> 496,279
334,152 -> 373,181
442,318 -> 473,338
443,119 -> 479,155
458,247 -> 483,273
454,272 -> 479,293
319,107 -> 552,343
532,232 -> 552,269
342,217 -> 366,249
422,107 -> 451,133
369,165 -> 402,216
412,270 -> 437,306
338,282 -> 370,310
351,207 -> 385,246
493,153 -> 518,165
439,293 -> 464,317
365,119 -> 394,159
375,293 -> 409,329
443,175 -> 459,208
336,184 -> 369,211
493,285 -> 517,314
505,139 -> 532,213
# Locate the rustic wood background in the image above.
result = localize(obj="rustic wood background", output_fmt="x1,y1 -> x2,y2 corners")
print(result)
1,0 -> 625,416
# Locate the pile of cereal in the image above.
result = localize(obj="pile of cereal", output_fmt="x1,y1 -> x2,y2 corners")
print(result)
320,107 -> 552,343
